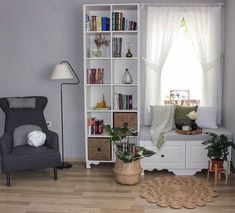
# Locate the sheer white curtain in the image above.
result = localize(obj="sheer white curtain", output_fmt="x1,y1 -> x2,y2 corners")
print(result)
143,6 -> 183,125
184,6 -> 222,123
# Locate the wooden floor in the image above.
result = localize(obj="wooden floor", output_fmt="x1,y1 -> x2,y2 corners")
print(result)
0,162 -> 235,213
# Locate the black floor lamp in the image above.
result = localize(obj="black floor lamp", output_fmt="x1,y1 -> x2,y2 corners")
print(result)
50,61 -> 80,169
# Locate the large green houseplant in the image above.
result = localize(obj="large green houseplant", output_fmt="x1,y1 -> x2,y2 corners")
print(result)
104,125 -> 155,162
202,133 -> 235,169
104,124 -> 155,185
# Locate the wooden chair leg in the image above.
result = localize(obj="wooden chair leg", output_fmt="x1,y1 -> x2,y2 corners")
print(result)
53,167 -> 58,180
6,172 -> 11,187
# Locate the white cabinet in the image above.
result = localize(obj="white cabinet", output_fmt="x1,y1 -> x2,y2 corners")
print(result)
83,4 -> 140,168
186,141 -> 208,169
141,141 -> 186,169
140,140 -> 231,175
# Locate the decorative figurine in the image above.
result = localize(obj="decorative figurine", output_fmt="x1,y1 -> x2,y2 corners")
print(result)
122,68 -> 133,84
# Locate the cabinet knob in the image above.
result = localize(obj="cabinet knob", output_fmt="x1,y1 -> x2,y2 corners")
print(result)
161,154 -> 164,158
97,148 -> 101,152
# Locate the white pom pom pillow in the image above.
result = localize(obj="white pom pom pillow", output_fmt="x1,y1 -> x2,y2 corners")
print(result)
27,131 -> 46,147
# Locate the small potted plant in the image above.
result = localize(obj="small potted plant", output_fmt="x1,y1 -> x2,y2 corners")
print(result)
202,133 -> 235,170
105,124 -> 155,185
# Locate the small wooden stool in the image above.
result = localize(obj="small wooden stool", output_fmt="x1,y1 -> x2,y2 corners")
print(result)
207,160 -> 230,186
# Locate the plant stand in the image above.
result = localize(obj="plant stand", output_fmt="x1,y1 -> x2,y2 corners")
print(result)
113,159 -> 142,185
207,160 -> 230,186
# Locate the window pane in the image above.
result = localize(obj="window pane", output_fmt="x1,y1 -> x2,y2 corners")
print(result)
161,26 -> 202,103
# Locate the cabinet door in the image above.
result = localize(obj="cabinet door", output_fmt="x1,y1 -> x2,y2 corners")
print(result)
186,141 -> 208,169
141,141 -> 185,169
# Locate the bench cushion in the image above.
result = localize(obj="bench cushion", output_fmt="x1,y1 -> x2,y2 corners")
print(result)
140,125 -> 233,141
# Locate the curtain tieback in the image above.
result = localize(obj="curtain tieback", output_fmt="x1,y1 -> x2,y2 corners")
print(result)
141,57 -> 163,74
202,56 -> 222,73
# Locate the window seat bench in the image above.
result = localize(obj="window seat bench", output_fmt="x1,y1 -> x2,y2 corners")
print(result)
139,126 -> 233,175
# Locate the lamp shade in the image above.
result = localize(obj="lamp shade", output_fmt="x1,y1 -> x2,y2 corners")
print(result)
50,64 -> 74,80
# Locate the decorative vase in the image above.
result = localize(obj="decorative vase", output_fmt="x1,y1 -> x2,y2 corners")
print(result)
122,68 -> 133,84
125,42 -> 133,58
113,159 -> 142,185
92,48 -> 102,57
190,119 -> 198,131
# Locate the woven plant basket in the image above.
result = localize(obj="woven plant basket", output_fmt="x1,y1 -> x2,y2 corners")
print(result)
113,159 -> 142,185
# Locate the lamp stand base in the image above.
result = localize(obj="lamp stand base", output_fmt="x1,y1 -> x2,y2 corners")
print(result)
57,162 -> 73,169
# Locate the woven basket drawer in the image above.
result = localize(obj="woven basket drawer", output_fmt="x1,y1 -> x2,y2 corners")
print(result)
88,138 -> 111,161
113,112 -> 137,129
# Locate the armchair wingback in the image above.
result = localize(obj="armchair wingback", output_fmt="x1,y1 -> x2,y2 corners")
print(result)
0,96 -> 61,186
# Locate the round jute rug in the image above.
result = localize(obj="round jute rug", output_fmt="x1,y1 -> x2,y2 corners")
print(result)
140,176 -> 217,209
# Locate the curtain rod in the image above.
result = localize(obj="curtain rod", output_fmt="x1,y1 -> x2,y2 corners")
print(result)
141,2 -> 224,7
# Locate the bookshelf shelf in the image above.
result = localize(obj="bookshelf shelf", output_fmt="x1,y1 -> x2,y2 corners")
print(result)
112,57 -> 138,60
86,57 -> 111,60
86,84 -> 111,87
112,30 -> 138,34
86,31 -> 110,34
113,83 -> 138,86
87,110 -> 111,113
113,109 -> 138,112
84,3 -> 140,169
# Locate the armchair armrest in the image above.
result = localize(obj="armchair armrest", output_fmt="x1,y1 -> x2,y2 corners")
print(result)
44,130 -> 60,151
0,132 -> 13,156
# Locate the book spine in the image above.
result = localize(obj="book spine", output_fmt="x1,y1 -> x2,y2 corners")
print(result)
119,12 -> 123,31
86,15 -> 90,31
101,68 -> 104,84
91,16 -> 97,31
112,12 -> 115,31
97,16 -> 102,31
106,17 -> 110,31
101,17 -> 106,31
87,117 -> 91,135
115,12 -> 119,30
129,95 -> 132,109
112,37 -> 116,57
95,68 -> 99,84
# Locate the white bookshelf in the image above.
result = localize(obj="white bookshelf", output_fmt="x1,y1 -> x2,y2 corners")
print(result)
83,3 -> 140,168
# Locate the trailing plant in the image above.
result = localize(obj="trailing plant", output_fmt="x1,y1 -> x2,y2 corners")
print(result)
202,132 -> 235,161
104,124 -> 155,163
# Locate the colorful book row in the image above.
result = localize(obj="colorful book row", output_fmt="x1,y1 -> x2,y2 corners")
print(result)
114,93 -> 133,110
87,68 -> 104,84
87,118 -> 104,135
112,12 -> 137,31
86,15 -> 110,31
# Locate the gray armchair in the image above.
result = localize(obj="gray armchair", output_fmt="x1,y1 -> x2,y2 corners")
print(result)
0,96 -> 61,186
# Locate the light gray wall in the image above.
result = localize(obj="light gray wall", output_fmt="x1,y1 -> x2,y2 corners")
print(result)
0,0 -> 225,160
223,0 -> 235,164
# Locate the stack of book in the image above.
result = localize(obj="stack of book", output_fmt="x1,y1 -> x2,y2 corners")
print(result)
112,12 -> 137,31
87,117 -> 104,135
86,15 -> 110,31
114,93 -> 132,110
112,37 -> 122,57
87,68 -> 104,84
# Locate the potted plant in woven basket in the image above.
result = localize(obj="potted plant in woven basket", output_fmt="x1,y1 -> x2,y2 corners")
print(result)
105,124 -> 155,185
202,133 -> 235,170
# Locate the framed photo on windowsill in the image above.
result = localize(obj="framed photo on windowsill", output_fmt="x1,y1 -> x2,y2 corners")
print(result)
170,90 -> 190,101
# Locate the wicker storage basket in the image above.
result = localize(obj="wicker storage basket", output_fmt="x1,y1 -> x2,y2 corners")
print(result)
113,159 -> 142,185
88,138 -> 111,160
113,112 -> 137,135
